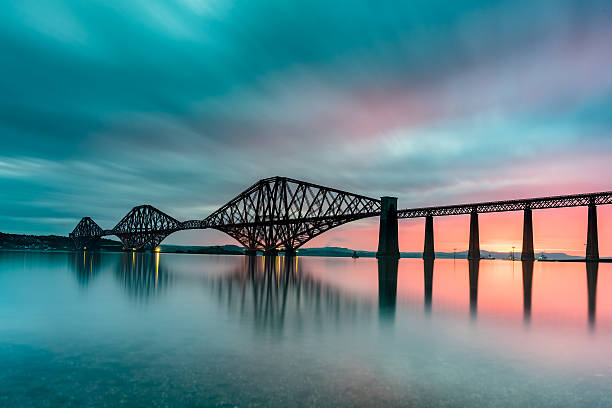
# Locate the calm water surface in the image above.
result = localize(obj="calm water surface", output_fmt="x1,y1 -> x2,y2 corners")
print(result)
1,251 -> 612,407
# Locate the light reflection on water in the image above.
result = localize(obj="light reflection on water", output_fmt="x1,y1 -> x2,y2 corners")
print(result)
1,251 -> 612,407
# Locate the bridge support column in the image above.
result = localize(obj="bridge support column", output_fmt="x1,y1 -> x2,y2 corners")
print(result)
377,197 -> 400,258
468,211 -> 480,260
521,208 -> 535,261
586,204 -> 599,262
244,249 -> 258,256
423,215 -> 435,260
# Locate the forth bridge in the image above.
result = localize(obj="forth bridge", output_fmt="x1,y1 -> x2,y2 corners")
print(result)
70,176 -> 611,262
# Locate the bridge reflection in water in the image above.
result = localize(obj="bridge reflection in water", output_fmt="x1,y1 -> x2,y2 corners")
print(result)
423,259 -> 434,314
377,257 -> 398,322
522,261 -> 534,323
116,252 -> 173,301
204,255 -> 375,331
69,251 -> 102,287
69,250 -> 173,300
66,253 -> 603,329
586,261 -> 598,329
469,260 -> 479,319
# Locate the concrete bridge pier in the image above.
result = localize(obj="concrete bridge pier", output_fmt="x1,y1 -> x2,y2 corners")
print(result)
244,249 -> 258,256
377,197 -> 400,258
468,210 -> 480,260
521,208 -> 535,261
423,215 -> 435,260
586,203 -> 599,262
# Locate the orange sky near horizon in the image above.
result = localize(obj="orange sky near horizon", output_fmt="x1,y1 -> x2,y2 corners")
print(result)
305,205 -> 612,256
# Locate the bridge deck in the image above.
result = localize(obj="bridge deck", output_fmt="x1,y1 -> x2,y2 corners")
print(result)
397,191 -> 612,218
97,191 -> 612,235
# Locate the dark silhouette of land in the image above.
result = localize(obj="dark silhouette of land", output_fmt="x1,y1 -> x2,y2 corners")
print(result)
0,232 -> 121,251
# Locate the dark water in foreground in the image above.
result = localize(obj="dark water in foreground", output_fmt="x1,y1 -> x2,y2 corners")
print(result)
1,251 -> 612,407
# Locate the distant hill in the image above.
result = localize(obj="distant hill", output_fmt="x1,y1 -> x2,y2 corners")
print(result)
296,246 -> 584,260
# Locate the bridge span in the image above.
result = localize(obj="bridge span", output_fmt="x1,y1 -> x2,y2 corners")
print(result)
69,176 -> 611,261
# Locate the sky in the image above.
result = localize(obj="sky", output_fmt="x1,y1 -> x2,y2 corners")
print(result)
1,0 -> 612,255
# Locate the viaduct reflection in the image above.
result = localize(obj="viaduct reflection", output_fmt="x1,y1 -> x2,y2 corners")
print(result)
586,261 -> 598,329
69,251 -> 172,300
116,252 -> 172,301
69,251 -> 103,287
378,258 -> 484,321
203,255 -> 374,331
469,260 -> 479,319
423,259 -> 434,314
520,260 -> 598,329
381,258 -> 600,328
67,252 -> 601,327
522,261 -> 534,323
378,257 -> 399,322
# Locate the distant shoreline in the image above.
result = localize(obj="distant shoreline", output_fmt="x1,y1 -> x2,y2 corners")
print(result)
1,232 -> 603,261
0,247 -> 607,262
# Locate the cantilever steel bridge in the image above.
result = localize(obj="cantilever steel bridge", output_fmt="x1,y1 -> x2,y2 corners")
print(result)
70,177 -> 381,252
70,176 -> 611,260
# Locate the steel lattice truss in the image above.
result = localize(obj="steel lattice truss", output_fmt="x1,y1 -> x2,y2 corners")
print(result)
69,176 -> 612,251
203,177 -> 381,250
397,191 -> 612,218
111,205 -> 182,250
69,177 -> 380,250
69,217 -> 104,249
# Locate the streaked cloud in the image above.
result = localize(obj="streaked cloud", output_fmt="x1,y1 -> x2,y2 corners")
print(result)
0,0 -> 611,251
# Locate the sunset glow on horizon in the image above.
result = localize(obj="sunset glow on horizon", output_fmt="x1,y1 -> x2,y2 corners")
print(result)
304,205 -> 612,256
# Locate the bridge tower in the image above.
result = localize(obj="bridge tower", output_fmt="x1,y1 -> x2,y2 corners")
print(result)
376,197 -> 400,258
70,217 -> 104,250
